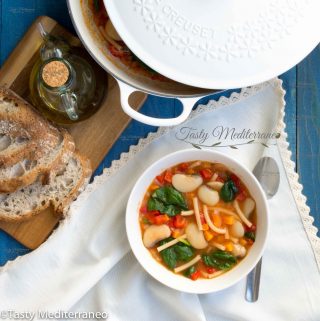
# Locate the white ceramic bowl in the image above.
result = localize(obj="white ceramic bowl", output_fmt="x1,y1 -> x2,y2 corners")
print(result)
126,149 -> 269,293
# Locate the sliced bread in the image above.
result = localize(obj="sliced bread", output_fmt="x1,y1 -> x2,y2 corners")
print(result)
0,87 -> 61,167
0,152 -> 92,221
0,129 -> 75,193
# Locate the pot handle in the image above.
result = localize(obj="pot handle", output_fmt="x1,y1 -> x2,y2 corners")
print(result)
118,80 -> 200,126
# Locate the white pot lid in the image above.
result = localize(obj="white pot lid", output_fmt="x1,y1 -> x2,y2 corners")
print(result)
105,0 -> 320,89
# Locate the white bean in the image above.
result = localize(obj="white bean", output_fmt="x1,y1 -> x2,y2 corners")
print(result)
241,197 -> 255,218
185,223 -> 208,249
229,221 -> 245,238
172,174 -> 203,193
143,225 -> 171,248
232,244 -> 247,258
198,185 -> 220,206
206,181 -> 224,191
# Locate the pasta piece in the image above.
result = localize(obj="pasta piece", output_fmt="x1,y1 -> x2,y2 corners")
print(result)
189,161 -> 201,169
225,227 -> 230,240
210,207 -> 241,221
234,200 -> 252,228
200,270 -> 224,279
210,172 -> 218,182
157,234 -> 187,252
174,255 -> 201,273
203,205 -> 226,234
193,197 -> 203,231
230,236 -> 239,243
212,242 -> 226,251
181,210 -> 194,216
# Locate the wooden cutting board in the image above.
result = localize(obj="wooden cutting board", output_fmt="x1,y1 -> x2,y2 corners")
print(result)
0,16 -> 147,249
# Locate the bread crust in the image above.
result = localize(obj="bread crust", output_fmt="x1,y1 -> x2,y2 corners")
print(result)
0,87 -> 61,167
0,152 -> 92,222
0,129 -> 75,193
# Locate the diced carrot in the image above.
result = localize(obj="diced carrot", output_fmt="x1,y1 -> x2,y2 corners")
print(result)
150,184 -> 159,191
172,230 -> 181,238
202,223 -> 209,231
225,242 -> 234,252
222,215 -> 235,225
204,230 -> 214,241
240,238 -> 247,246
216,235 -> 225,243
212,214 -> 222,227
187,169 -> 195,174
164,170 -> 173,183
199,169 -> 213,180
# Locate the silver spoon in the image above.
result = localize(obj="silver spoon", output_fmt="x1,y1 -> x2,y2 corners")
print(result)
245,156 -> 280,302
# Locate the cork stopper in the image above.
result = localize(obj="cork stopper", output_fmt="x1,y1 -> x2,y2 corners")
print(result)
42,60 -> 69,88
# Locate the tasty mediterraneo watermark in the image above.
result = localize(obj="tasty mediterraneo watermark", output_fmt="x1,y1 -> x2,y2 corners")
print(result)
0,310 -> 109,320
175,126 -> 280,149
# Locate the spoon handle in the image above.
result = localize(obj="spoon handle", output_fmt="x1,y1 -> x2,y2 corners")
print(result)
245,257 -> 263,302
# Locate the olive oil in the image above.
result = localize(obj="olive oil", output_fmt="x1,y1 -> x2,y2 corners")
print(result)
30,26 -> 105,125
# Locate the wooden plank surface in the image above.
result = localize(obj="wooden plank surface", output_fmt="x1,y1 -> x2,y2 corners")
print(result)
0,0 -> 319,265
0,16 -> 146,250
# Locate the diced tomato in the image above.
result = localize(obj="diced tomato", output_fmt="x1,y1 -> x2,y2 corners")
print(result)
206,267 -> 216,274
148,210 -> 161,216
236,191 -> 247,201
245,224 -> 256,232
140,205 -> 147,214
152,214 -> 170,225
164,170 -> 173,183
230,174 -> 241,189
216,176 -> 225,183
167,219 -> 175,229
247,239 -> 254,245
200,212 -> 206,224
173,215 -> 186,228
156,173 -> 165,185
178,163 -> 189,172
199,169 -> 213,180
190,270 -> 200,281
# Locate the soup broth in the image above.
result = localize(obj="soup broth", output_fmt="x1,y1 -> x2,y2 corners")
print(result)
139,161 -> 257,281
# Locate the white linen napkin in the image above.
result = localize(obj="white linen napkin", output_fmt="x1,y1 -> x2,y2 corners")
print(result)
0,79 -> 319,321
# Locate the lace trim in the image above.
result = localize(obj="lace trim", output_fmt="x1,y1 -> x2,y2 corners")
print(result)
275,79 -> 320,270
1,79 -> 319,273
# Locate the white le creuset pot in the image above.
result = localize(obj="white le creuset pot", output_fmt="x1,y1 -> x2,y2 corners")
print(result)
67,0 -> 217,127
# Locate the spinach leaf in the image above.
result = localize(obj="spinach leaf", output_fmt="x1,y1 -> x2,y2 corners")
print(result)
147,186 -> 188,216
220,180 -> 238,202
159,238 -> 177,269
244,231 -> 255,241
174,242 -> 194,261
184,266 -> 196,277
158,237 -> 194,269
202,250 -> 237,270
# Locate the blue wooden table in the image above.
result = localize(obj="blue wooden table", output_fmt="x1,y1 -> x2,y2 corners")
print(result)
0,0 -> 319,266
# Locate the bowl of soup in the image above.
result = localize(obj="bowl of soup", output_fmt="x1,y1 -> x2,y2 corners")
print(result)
126,149 -> 269,293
